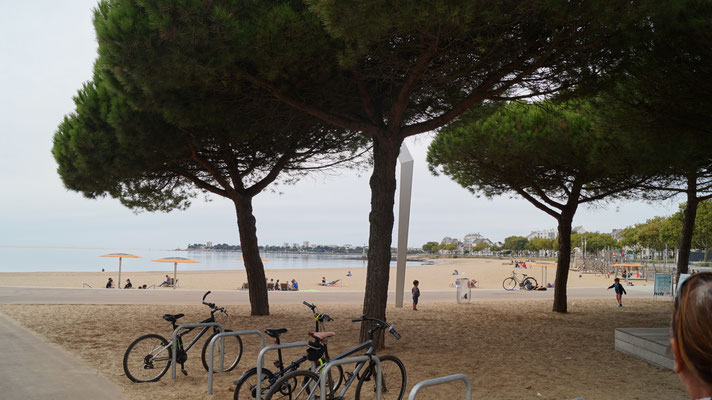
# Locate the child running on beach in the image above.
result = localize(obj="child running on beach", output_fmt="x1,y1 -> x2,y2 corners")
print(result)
412,280 -> 420,311
607,278 -> 627,308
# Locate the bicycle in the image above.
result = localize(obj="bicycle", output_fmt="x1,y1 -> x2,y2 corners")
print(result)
264,315 -> 406,400
122,291 -> 243,382
233,301 -> 343,400
502,270 -> 538,291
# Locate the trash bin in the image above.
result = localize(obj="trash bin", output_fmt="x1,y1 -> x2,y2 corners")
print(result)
456,278 -> 471,304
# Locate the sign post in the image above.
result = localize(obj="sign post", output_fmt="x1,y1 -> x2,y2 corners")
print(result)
653,273 -> 673,299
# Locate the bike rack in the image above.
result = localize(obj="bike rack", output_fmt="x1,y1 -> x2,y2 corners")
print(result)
320,355 -> 382,400
207,330 -> 266,395
171,322 -> 225,380
255,341 -> 309,400
407,374 -> 471,400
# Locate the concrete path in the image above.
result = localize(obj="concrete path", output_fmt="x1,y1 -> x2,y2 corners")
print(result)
0,312 -> 126,400
0,285 -> 654,305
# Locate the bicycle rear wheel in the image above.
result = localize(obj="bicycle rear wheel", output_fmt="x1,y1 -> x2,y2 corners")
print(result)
502,277 -> 517,291
355,355 -> 406,400
201,330 -> 244,372
523,277 -> 538,290
123,333 -> 172,383
264,370 -> 322,400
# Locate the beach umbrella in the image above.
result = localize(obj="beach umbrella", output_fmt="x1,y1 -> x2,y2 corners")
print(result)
100,253 -> 140,289
153,257 -> 199,289
237,257 -> 271,261
529,262 -> 557,285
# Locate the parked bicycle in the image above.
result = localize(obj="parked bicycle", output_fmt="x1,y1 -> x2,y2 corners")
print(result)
264,315 -> 406,400
503,270 -> 538,291
122,291 -> 243,382
233,301 -> 343,399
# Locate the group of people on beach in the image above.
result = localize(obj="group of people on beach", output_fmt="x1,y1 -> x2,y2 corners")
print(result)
104,277 -> 150,289
267,278 -> 298,291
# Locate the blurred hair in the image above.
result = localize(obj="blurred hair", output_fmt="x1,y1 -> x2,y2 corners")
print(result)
672,272 -> 712,384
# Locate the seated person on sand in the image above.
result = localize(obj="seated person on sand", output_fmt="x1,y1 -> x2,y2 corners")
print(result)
452,269 -> 459,275
321,277 -> 327,285
159,275 -> 173,287
106,277 -> 114,288
124,279 -> 132,289
275,279 -> 281,291
290,279 -> 299,291
347,271 -> 352,277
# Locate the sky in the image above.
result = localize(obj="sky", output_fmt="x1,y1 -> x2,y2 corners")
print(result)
0,1 -> 684,251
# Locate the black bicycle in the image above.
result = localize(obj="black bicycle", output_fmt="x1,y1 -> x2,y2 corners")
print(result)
233,301 -> 343,399
122,291 -> 243,382
264,316 -> 406,400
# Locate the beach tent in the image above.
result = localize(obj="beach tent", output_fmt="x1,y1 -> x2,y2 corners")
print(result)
153,257 -> 199,289
100,253 -> 140,289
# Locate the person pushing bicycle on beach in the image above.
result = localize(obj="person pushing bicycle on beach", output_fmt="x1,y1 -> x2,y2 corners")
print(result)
607,277 -> 627,308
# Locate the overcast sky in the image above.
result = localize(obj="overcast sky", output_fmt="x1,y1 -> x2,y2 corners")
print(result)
0,1 -> 683,250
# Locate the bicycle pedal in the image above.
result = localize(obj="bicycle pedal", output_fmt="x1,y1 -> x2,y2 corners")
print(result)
181,369 -> 188,376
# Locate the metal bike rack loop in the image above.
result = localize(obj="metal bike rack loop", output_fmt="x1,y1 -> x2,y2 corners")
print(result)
255,341 -> 309,400
320,355 -> 382,400
171,322 -> 224,380
207,330 -> 266,395
407,374 -> 471,400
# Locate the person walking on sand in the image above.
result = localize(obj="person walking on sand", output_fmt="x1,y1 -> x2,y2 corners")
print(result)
412,280 -> 420,310
608,278 -> 627,308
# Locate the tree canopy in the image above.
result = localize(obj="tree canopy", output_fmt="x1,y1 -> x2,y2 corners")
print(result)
428,100 -> 648,312
54,65 -> 365,316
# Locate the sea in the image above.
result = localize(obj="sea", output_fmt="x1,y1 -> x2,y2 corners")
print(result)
0,246 -> 425,273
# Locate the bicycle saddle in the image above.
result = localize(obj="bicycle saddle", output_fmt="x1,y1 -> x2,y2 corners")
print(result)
163,313 -> 185,323
523,274 -> 528,277
309,331 -> 335,340
265,328 -> 288,338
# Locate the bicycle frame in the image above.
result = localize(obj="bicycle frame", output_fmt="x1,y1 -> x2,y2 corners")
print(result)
311,339 -> 375,399
174,315 -> 217,352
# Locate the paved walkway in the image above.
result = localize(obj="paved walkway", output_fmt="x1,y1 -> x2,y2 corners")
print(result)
0,312 -> 125,400
0,285 -> 654,305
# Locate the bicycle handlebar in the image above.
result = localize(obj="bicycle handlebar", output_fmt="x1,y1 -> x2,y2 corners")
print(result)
304,301 -> 333,322
351,315 -> 401,339
303,301 -> 316,310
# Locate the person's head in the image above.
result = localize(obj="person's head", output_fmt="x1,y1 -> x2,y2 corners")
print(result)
671,272 -> 712,397
291,279 -> 295,283
126,279 -> 130,282
108,277 -> 112,281
614,278 -> 620,283
413,280 -> 419,286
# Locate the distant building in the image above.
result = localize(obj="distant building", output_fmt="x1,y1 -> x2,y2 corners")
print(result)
463,233 -> 493,249
303,241 -> 310,249
526,229 -> 557,240
206,241 -> 213,248
611,229 -> 625,240
440,236 -> 459,246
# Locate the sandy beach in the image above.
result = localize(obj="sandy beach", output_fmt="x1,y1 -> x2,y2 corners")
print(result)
0,257 -> 678,399
0,299 -> 681,400
0,257 -> 628,291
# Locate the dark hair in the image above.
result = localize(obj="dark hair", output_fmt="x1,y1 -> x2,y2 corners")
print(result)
672,272 -> 712,385
614,278 -> 620,282
413,280 -> 419,285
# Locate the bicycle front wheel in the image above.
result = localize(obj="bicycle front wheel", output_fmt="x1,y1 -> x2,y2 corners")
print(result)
523,277 -> 538,290
123,333 -> 172,383
503,277 -> 517,291
355,355 -> 406,400
264,370 -> 322,400
201,330 -> 244,372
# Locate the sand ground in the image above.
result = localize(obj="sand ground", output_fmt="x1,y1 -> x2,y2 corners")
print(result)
0,299 -> 682,400
0,257 -> 630,291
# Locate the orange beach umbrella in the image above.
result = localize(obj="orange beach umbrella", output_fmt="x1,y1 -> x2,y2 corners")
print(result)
153,257 -> 199,289
100,253 -> 140,289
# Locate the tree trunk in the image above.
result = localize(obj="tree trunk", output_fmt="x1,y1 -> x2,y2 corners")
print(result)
552,207 -> 577,313
677,177 -> 699,276
360,136 -> 401,347
234,195 -> 270,315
